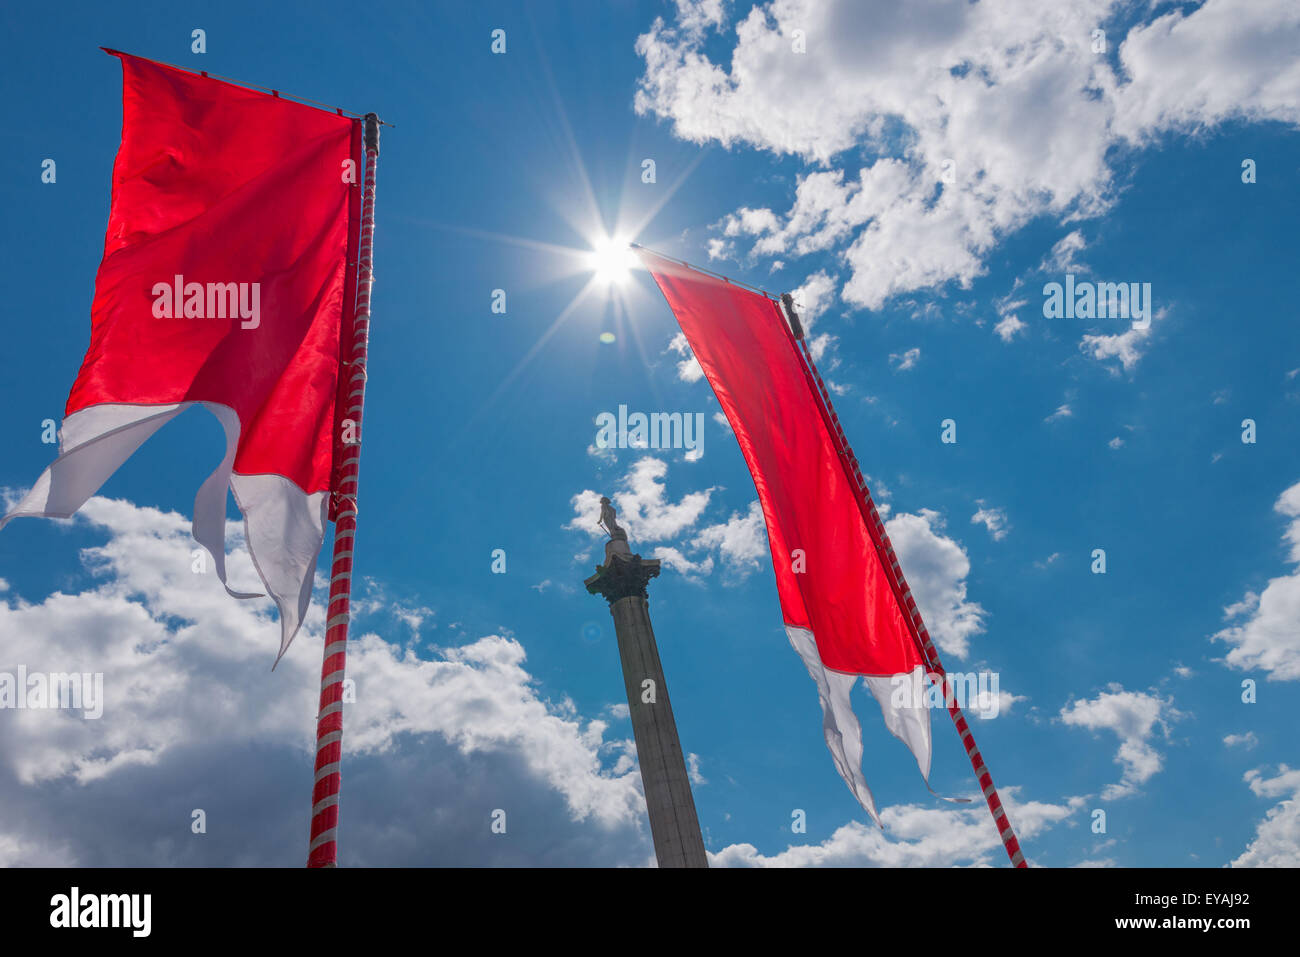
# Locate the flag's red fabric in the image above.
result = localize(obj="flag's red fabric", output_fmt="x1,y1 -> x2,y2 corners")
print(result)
2,51 -> 360,660
71,50 -> 355,492
640,252 -> 921,675
639,249 -> 931,823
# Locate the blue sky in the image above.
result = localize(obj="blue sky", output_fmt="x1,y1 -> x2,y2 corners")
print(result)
1,0 -> 1298,866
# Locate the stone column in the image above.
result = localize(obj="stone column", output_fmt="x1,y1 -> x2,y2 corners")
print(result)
586,542 -> 708,868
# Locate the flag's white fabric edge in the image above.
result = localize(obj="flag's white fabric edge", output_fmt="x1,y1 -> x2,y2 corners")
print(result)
0,401 -> 326,663
785,625 -> 932,828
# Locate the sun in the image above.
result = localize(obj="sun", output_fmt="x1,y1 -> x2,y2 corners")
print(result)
587,235 -> 637,286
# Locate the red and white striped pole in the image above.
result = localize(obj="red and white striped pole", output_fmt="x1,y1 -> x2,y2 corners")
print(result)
782,293 -> 1028,869
307,112 -> 381,868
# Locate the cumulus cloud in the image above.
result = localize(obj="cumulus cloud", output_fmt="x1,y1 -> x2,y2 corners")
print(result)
971,502 -> 1010,541
1059,685 -> 1182,799
1213,480 -> 1300,681
666,331 -> 704,383
889,347 -> 921,371
568,457 -> 714,544
807,332 -> 836,365
687,752 -> 707,786
635,0 -> 1300,310
672,0 -> 727,38
886,508 -> 985,659
587,442 -> 617,465
0,497 -> 651,865
1078,307 -> 1166,374
994,312 -> 1026,343
691,500 -> 769,576
711,788 -> 1081,867
789,270 -> 836,332
992,293 -> 1029,343
1043,230 -> 1088,273
1232,765 -> 1300,867
570,460 -> 767,582
652,546 -> 715,580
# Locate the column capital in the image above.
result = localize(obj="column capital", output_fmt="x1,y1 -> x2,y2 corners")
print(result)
585,552 -> 661,603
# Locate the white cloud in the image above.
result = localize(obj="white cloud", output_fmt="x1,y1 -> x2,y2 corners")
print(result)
0,496 -> 652,865
975,689 -> 1028,721
1045,404 -> 1073,423
1223,591 -> 1260,620
1043,230 -> 1088,273
607,702 -> 630,720
1059,685 -> 1182,799
1224,732 -> 1259,750
1213,480 -> 1300,681
672,0 -> 727,38
567,457 -> 714,543
666,331 -> 704,383
807,332 -> 836,365
994,312 -> 1026,343
1108,437 -> 1124,449
710,788 -> 1080,867
635,0 -> 1300,311
1113,2 -> 1300,142
691,500 -> 768,576
587,442 -> 617,465
789,270 -> 836,332
889,347 -> 921,371
350,578 -> 433,642
1232,765 -> 1300,867
1078,310 -> 1163,374
651,546 -> 715,579
723,205 -> 782,239
971,502 -> 1010,541
886,508 -> 985,659
706,236 -> 734,261
570,461 -> 767,582
687,752 -> 707,786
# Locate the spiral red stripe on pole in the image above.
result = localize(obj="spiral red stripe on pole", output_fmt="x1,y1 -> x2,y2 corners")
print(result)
307,113 -> 380,869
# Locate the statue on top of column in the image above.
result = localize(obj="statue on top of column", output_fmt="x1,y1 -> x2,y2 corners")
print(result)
599,496 -> 628,542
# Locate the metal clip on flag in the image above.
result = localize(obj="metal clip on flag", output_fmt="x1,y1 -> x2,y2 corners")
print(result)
636,246 -> 1026,868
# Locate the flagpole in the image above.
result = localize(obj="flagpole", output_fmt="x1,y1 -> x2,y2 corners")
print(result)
779,293 -> 1028,868
307,112 -> 381,869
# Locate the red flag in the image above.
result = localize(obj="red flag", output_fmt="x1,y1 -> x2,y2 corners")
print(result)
639,249 -> 931,824
2,51 -> 359,662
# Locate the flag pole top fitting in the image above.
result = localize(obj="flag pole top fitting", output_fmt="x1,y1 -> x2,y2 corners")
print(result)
364,113 -> 380,156
630,242 -> 786,304
780,293 -> 806,340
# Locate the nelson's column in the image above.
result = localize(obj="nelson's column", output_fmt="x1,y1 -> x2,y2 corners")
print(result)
585,497 -> 708,868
